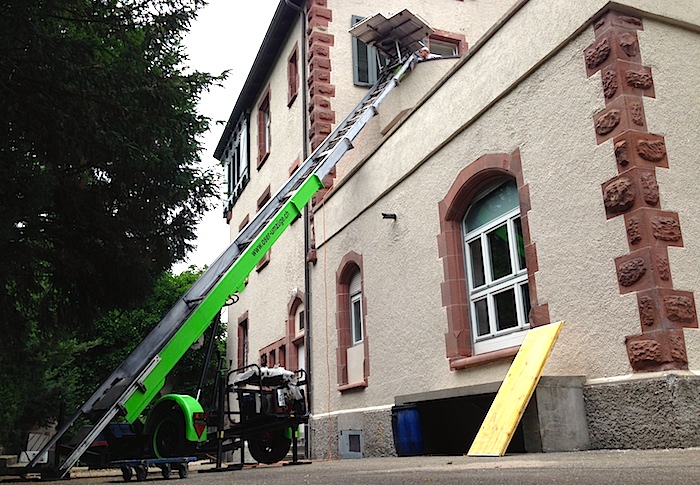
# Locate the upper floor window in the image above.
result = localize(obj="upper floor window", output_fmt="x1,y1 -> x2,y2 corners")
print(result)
287,44 -> 299,106
257,88 -> 271,167
463,179 -> 530,354
426,30 -> 467,57
351,15 -> 388,86
223,117 -> 250,214
429,38 -> 459,57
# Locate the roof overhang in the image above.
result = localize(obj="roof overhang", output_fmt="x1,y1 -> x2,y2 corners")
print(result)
214,0 -> 303,160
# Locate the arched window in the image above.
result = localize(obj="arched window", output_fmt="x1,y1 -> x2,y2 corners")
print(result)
286,291 -> 306,371
463,179 -> 530,354
438,151 -> 548,369
336,251 -> 368,390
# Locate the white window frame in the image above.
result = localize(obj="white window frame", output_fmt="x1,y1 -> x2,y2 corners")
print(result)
350,291 -> 363,345
351,15 -> 389,86
463,190 -> 529,355
224,117 -> 249,211
263,108 -> 271,154
429,38 -> 459,57
295,305 -> 305,337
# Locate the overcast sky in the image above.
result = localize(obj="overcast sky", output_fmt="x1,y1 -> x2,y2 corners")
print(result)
173,0 -> 279,273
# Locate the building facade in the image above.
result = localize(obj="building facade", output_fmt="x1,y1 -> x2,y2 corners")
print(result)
215,0 -> 700,458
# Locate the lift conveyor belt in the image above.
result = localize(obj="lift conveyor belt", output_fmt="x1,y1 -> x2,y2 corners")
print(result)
29,48 -> 418,478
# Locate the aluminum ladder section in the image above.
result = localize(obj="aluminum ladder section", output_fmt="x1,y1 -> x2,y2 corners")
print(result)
30,51 -> 417,478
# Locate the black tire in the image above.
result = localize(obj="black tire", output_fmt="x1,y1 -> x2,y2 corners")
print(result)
152,411 -> 193,458
177,464 -> 189,479
248,429 -> 292,464
121,466 -> 133,482
160,463 -> 171,479
135,465 -> 147,482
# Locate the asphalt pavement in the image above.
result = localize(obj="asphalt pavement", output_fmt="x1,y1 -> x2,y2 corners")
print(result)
4,448 -> 700,484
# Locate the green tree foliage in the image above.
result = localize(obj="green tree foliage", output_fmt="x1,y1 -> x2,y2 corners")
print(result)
1,268 -> 226,452
0,0 -> 223,451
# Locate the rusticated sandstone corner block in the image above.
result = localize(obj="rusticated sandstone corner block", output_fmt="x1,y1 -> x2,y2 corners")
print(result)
594,95 -> 647,144
308,31 -> 334,48
639,171 -> 659,206
602,168 -> 660,219
601,61 -> 655,104
593,10 -> 643,37
623,63 -> 655,98
601,68 -> 619,99
310,83 -> 336,98
625,329 -> 688,372
307,44 -> 330,61
585,37 -> 612,75
618,30 -> 640,59
613,131 -> 667,171
615,247 -> 673,294
623,209 -> 683,248
585,29 -> 642,77
636,289 -> 697,331
602,175 -> 636,217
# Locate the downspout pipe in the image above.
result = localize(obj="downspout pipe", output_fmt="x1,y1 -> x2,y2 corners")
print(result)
284,0 -> 311,458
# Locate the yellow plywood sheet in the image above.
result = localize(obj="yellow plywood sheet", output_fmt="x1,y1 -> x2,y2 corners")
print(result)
467,321 -> 564,457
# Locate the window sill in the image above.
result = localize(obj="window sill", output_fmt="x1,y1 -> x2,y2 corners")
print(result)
257,151 -> 270,170
449,346 -> 519,371
338,381 -> 367,392
256,252 -> 270,272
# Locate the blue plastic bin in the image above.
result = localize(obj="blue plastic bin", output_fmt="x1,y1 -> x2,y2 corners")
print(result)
392,405 -> 424,456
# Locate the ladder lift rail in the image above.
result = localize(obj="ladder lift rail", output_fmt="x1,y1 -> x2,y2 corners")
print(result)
29,31 -> 420,477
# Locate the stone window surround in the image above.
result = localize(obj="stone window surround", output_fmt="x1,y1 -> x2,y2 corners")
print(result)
286,290 -> 306,370
259,337 -> 286,368
438,150 -> 549,371
287,42 -> 299,107
428,29 -> 468,56
335,251 -> 369,391
257,86 -> 271,169
237,311 -> 249,369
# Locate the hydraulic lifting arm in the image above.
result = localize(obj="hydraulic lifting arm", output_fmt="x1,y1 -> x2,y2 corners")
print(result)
29,10 -> 432,477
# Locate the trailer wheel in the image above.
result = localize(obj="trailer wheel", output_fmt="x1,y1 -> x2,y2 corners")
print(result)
152,411 -> 191,458
121,466 -> 133,481
160,463 -> 171,479
177,463 -> 189,479
135,465 -> 148,482
248,429 -> 291,464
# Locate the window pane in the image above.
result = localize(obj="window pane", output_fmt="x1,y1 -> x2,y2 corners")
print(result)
464,180 -> 519,233
494,289 -> 517,331
521,283 -> 531,324
430,39 -> 458,57
469,239 -> 485,288
357,41 -> 369,84
474,298 -> 490,337
352,297 -> 363,343
514,218 -> 526,271
488,224 -> 512,280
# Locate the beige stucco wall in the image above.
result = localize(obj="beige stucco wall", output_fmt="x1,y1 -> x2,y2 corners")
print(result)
225,14 -> 307,365
325,0 -> 519,178
639,17 -> 700,364
309,0 -> 700,417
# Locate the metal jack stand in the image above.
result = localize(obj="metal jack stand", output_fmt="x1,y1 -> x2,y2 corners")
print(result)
283,432 -> 311,467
